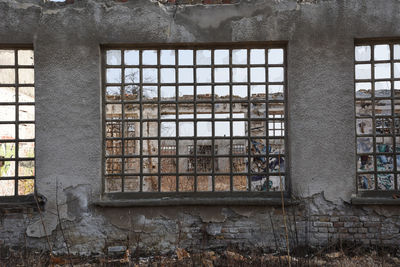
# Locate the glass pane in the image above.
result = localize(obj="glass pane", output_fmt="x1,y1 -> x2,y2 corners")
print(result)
106,104 -> 122,119
269,85 -> 284,100
125,176 -> 140,192
124,85 -> 139,100
268,156 -> 285,173
179,176 -> 194,192
375,81 -> 391,97
161,122 -> 176,137
18,50 -> 34,66
106,50 -> 121,65
374,63 -> 391,79
395,100 -> 400,116
232,68 -> 247,82
0,87 -> 15,102
0,124 -> 15,139
232,49 -> 247,64
250,139 -> 267,154
197,176 -> 212,191
374,45 -> 390,61
161,157 -> 177,173
142,50 -> 157,65
105,140 -> 122,156
215,85 -> 229,99
356,118 -> 372,135
125,68 -> 140,83
178,68 -> 194,83
125,140 -> 138,155
358,174 -> 374,190
160,86 -> 175,101
19,105 -> 35,121
215,175 -> 230,191
214,68 -> 229,83
105,121 -> 122,138
251,175 -> 268,191
160,68 -> 175,83
124,158 -> 140,174
268,49 -> 284,64
269,139 -> 285,154
378,174 -> 394,190
197,121 -> 212,137
377,155 -> 393,171
105,177 -> 122,193
250,49 -> 265,64
179,121 -> 194,137
105,158 -> 122,174
18,69 -> 34,84
161,176 -> 176,192
19,87 -> 35,102
357,155 -> 374,171
19,124 -> 35,139
214,50 -> 229,65
250,85 -> 266,100
143,176 -> 159,192
0,180 -> 14,196
355,82 -> 372,98
375,118 -> 392,135
233,120 -> 246,136
0,161 -> 15,177
196,50 -> 211,65
250,67 -> 265,82
178,86 -> 194,99
18,179 -> 34,195
233,85 -> 247,99
106,86 -> 121,101
143,68 -> 158,83
374,99 -> 391,116
124,50 -> 139,65
0,106 -> 15,121
269,176 -> 285,191
355,100 -> 372,117
394,44 -> 400,60
178,50 -> 193,65
143,157 -> 158,173
357,137 -> 373,153
355,64 -> 371,80
233,175 -> 249,191
18,160 -> 34,176
160,50 -> 175,65
355,46 -> 371,61
196,68 -> 211,83
0,50 -> 14,65
0,142 -> 15,159
106,68 -> 121,83
142,86 -> 158,100
394,63 -> 400,78
0,69 -> 15,84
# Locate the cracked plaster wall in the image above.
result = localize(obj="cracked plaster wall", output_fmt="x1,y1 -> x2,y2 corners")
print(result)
1,0 -> 400,254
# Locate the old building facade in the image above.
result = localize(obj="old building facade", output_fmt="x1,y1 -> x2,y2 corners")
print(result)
1,0 -> 400,255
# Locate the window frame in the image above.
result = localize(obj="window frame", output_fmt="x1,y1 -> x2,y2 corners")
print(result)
354,38 -> 400,197
0,44 -> 36,202
101,42 -> 290,200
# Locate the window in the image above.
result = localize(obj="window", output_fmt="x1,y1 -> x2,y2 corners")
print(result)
0,47 -> 35,197
355,41 -> 400,193
103,43 -> 286,195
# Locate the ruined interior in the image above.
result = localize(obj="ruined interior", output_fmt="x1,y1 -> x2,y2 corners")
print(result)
2,0 -> 400,261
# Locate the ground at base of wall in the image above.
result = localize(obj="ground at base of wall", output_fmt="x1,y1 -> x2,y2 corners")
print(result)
2,243 -> 400,267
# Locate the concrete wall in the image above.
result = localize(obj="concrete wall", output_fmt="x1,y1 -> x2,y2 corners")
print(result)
1,0 -> 400,255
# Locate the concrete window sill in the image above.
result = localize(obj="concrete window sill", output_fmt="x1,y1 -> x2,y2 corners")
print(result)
95,197 -> 297,207
0,195 -> 46,212
351,197 -> 400,205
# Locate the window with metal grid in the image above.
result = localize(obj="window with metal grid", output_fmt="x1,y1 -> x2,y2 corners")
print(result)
103,43 -> 286,195
355,40 -> 400,194
0,47 -> 35,198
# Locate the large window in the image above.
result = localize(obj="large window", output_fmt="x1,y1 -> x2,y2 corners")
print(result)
355,41 -> 400,193
0,47 -> 35,197
103,44 -> 286,195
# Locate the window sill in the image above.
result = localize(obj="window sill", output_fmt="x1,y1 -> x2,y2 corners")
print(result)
351,197 -> 400,205
95,195 -> 297,207
0,194 -> 46,212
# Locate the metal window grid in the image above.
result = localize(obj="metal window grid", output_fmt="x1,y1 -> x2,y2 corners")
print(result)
355,39 -> 400,196
102,43 -> 288,197
0,46 -> 35,199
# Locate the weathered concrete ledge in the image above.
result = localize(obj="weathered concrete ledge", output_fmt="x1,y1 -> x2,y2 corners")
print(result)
94,197 -> 297,207
351,197 -> 400,206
